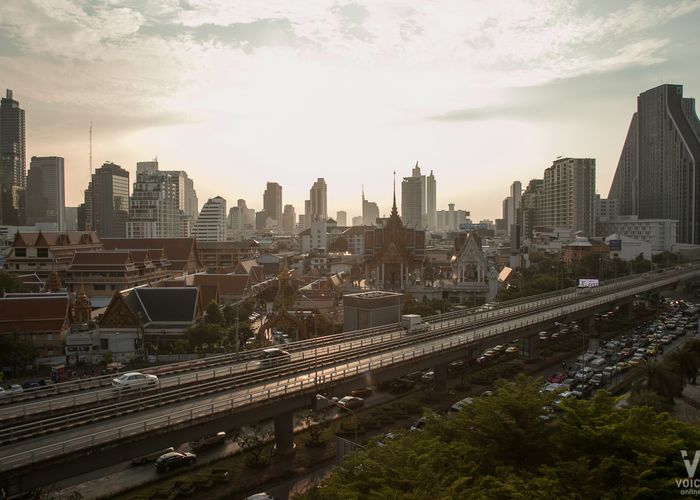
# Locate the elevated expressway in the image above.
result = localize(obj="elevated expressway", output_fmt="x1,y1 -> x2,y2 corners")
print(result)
1,266 -> 698,492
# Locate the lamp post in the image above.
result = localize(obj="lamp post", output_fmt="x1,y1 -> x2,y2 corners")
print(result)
316,394 -> 358,442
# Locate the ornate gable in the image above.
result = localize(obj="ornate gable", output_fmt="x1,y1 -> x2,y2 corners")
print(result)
99,292 -> 140,328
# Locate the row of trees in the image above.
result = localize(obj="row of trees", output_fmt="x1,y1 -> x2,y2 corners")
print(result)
497,251 -> 681,301
630,338 -> 700,410
305,375 -> 700,498
180,300 -> 257,353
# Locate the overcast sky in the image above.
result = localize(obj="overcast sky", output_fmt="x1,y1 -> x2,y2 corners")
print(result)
2,0 -> 699,221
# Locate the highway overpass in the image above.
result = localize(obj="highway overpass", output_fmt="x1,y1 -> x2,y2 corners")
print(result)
1,265 -> 698,494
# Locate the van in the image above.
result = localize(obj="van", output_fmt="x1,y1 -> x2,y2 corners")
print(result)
588,357 -> 607,372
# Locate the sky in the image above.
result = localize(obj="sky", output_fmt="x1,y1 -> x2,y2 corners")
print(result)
1,0 -> 700,222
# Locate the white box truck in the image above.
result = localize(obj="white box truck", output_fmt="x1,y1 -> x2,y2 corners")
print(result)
401,314 -> 430,333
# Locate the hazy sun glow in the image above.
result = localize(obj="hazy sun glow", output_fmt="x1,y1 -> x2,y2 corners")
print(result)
1,0 -> 699,219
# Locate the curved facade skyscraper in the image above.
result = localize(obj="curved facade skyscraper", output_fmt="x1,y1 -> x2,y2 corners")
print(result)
609,84 -> 700,244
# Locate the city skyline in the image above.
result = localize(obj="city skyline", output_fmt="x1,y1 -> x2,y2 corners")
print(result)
1,1 -> 700,220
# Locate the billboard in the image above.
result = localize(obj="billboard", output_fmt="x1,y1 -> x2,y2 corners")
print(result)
608,239 -> 622,251
578,278 -> 599,288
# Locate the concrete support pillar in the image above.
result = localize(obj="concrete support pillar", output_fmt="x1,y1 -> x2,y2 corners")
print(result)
620,302 -> 634,320
273,411 -> 296,455
583,316 -> 598,352
434,363 -> 449,394
528,334 -> 540,359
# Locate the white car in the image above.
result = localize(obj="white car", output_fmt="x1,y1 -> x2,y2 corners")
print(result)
112,372 -> 159,390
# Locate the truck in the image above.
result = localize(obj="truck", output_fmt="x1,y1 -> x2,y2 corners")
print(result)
401,314 -> 430,334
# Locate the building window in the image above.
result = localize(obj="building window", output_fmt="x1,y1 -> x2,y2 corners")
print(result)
94,284 -> 106,291
37,248 -> 49,258
100,339 -> 109,350
15,248 -> 26,257
47,334 -> 53,341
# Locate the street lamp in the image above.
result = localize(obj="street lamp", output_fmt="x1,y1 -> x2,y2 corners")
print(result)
316,394 -> 358,442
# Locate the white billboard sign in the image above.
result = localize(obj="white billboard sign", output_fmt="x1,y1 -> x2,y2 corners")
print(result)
578,278 -> 599,288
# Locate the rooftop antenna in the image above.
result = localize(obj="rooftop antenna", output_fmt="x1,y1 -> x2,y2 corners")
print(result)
89,121 -> 93,176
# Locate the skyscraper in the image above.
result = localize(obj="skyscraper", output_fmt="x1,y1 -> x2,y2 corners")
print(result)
336,210 -> 347,226
0,89 -> 26,225
127,160 -> 181,238
521,179 -> 544,241
609,84 -> 700,243
193,196 -> 227,242
309,178 -> 327,223
26,156 -> 65,230
263,182 -> 283,226
282,204 -> 296,233
426,170 -> 437,231
85,162 -> 130,238
542,157 -> 595,236
401,164 -> 424,228
362,186 -> 380,226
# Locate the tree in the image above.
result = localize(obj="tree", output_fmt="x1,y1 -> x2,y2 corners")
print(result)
0,332 -> 36,376
235,423 -> 273,468
633,361 -> 683,404
628,387 -> 670,412
185,323 -> 225,351
305,376 -> 700,499
204,300 -> 225,325
666,348 -> 700,385
300,410 -> 330,448
0,271 -> 28,293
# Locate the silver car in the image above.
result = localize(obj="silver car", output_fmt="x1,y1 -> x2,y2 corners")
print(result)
112,372 -> 159,390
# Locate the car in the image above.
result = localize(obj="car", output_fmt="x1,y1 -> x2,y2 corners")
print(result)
132,446 -> 175,466
571,383 -> 593,399
8,384 -> 23,394
661,335 -> 672,345
22,381 -> 40,391
190,432 -> 226,452
448,397 -> 475,414
246,493 -> 276,500
483,349 -> 498,357
480,390 -> 494,397
538,331 -> 549,341
505,346 -> 518,354
350,387 -> 373,398
337,396 -> 364,410
259,348 -> 291,368
154,451 -> 196,472
547,372 -> 567,384
550,332 -> 560,341
602,366 -> 618,378
377,432 -> 398,447
410,417 -> 427,432
492,345 -> 506,352
448,360 -> 465,372
112,372 -> 159,390
421,371 -> 435,383
0,387 -> 6,398
628,356 -> 645,366
575,367 -> 594,382
590,373 -> 605,387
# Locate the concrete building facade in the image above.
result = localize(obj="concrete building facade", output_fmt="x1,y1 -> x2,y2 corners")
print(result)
26,156 -> 65,230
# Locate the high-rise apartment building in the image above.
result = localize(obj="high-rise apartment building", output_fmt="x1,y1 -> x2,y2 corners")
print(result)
542,157 -> 595,236
608,84 -> 700,243
362,186 -> 380,226
26,156 -> 65,230
84,162 -> 130,238
336,211 -> 347,227
263,182 -> 283,226
127,160 -> 181,238
401,163 -> 434,229
520,179 -> 543,241
352,215 -> 363,226
282,204 -> 296,233
401,164 -> 424,228
193,196 -> 227,242
426,170 -> 437,231
0,89 -> 26,225
309,178 -> 327,223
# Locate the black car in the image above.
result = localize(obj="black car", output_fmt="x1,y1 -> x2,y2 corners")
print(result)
154,451 -> 196,472
22,381 -> 40,391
